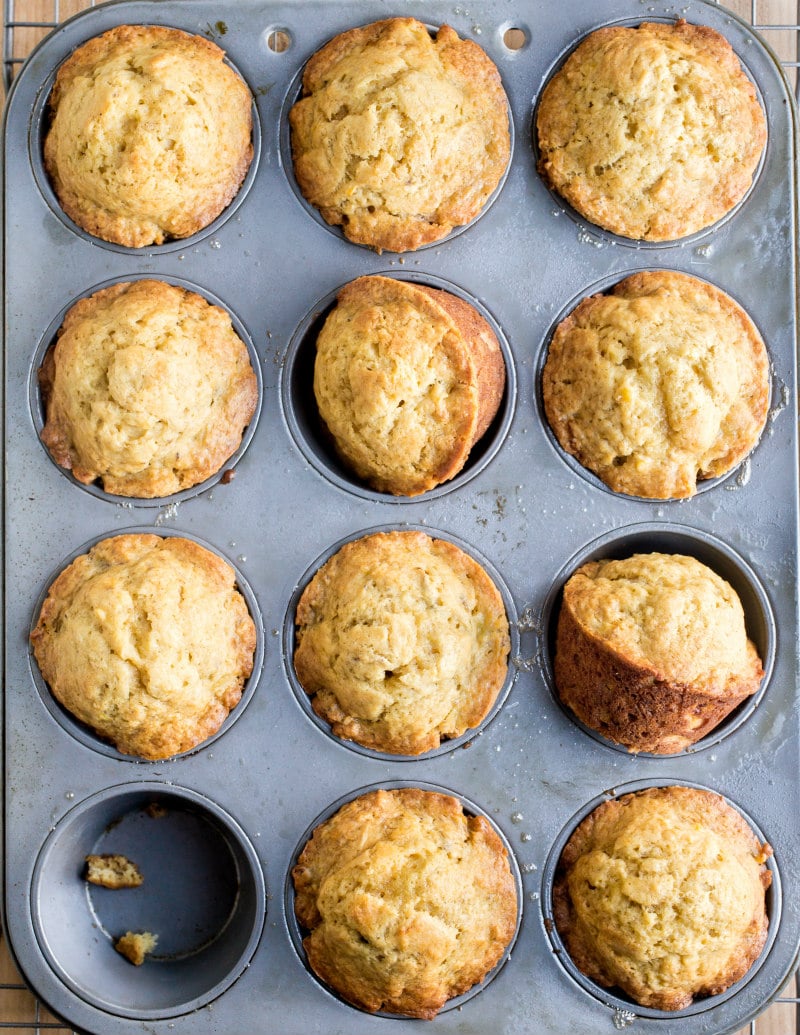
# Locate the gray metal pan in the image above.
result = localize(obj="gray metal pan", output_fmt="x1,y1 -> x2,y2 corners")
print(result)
3,1 -> 798,1032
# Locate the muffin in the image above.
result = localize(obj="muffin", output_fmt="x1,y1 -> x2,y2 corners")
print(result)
294,530 -> 510,755
44,24 -> 253,247
292,787 -> 518,1018
313,276 -> 506,495
30,534 -> 256,759
553,785 -> 772,1010
554,553 -> 764,753
39,280 -> 257,497
38,280 -> 258,498
289,18 -> 510,252
536,20 -> 766,241
542,270 -> 770,499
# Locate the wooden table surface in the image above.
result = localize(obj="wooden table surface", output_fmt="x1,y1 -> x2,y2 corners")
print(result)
1,0 -> 798,1032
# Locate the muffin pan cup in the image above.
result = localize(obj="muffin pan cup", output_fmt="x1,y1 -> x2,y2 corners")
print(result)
538,522 -> 777,758
279,270 -> 518,503
29,275 -> 264,507
534,267 -> 772,500
28,526 -> 266,761
540,778 -> 783,1021
530,16 -> 771,251
283,778 -> 524,1017
282,522 -> 520,760
3,2 -> 798,1034
31,782 -> 267,1019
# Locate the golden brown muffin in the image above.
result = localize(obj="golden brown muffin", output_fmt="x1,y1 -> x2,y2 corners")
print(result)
30,534 -> 256,759
542,270 -> 770,499
553,786 -> 772,1010
114,931 -> 158,966
44,24 -> 253,247
294,530 -> 510,755
85,854 -> 143,889
39,280 -> 258,498
289,18 -> 510,252
313,276 -> 505,495
293,787 -> 518,1018
555,553 -> 764,754
536,20 -> 766,241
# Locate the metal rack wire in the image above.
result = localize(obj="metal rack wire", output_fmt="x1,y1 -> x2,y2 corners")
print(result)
1,0 -> 799,1032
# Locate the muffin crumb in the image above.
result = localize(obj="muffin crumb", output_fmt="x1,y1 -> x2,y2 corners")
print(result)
85,854 -> 143,889
114,931 -> 158,966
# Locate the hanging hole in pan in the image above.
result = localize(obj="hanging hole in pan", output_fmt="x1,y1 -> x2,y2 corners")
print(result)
503,26 -> 528,51
265,27 -> 291,53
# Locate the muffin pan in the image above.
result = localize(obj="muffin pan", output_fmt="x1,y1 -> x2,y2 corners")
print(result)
3,1 -> 798,1033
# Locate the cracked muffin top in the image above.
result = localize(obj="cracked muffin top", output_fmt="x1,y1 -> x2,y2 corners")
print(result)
30,534 -> 256,759
44,24 -> 253,247
562,554 -> 762,693
289,17 -> 511,252
553,785 -> 772,1011
39,280 -> 258,498
292,787 -> 518,1018
542,270 -> 770,499
294,530 -> 510,755
313,276 -> 505,496
536,20 -> 766,241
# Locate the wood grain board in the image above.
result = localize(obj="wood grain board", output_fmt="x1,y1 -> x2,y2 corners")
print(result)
0,1 -> 797,1032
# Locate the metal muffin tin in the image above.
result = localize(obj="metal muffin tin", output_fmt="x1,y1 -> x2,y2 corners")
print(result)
2,1 -> 798,1032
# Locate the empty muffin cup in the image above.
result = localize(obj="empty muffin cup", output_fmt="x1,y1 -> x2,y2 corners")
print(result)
539,523 -> 775,756
280,272 -> 516,502
31,782 -> 266,1019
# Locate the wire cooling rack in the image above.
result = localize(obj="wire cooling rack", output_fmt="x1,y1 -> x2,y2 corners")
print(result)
1,0 -> 799,1033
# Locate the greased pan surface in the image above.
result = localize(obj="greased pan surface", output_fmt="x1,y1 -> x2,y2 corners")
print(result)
3,1 -> 798,1033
